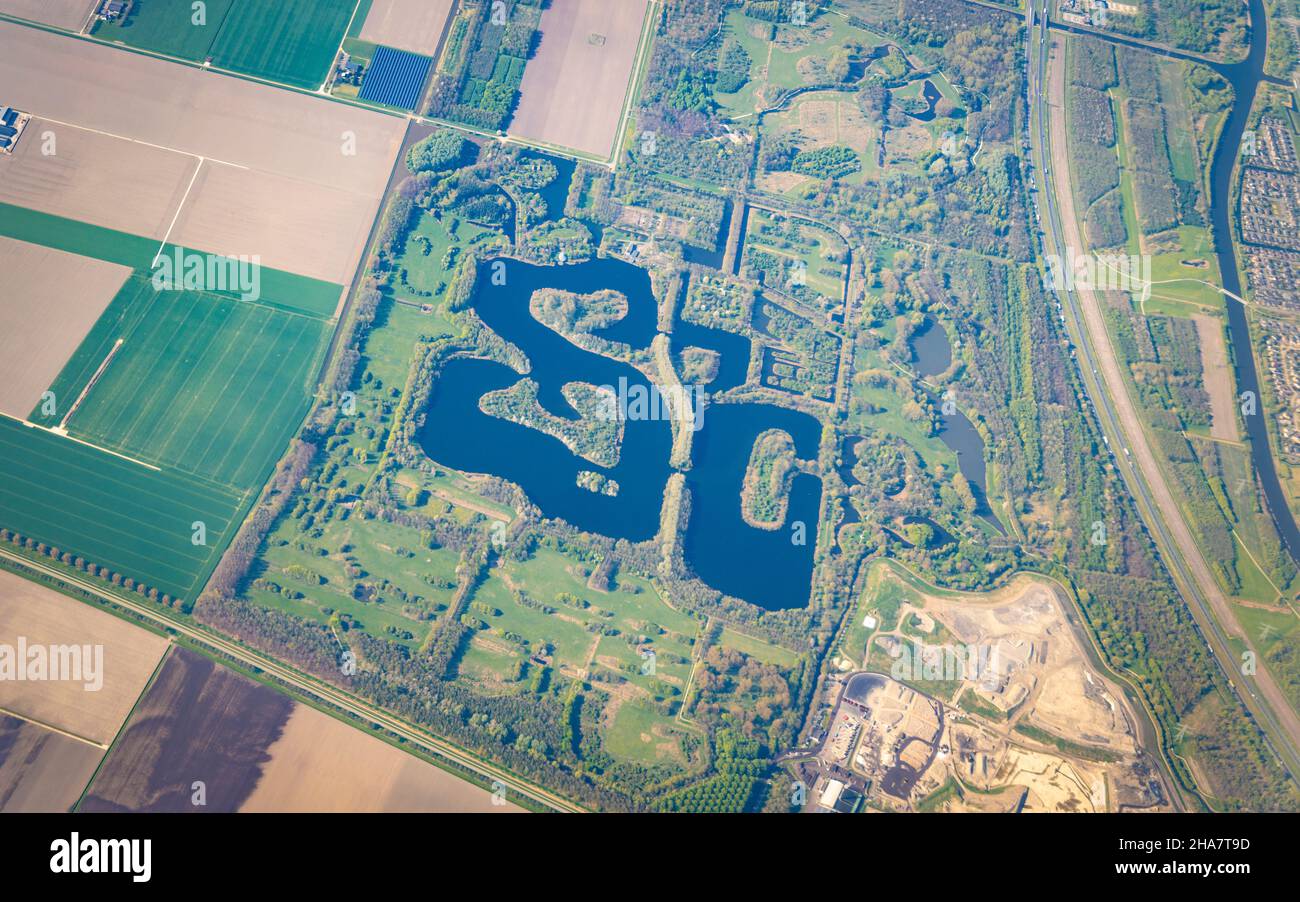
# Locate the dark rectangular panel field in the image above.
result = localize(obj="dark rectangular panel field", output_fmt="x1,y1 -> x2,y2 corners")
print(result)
79,648 -> 294,812
358,45 -> 432,110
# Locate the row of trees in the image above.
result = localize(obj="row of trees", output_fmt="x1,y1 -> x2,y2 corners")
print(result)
0,528 -> 180,609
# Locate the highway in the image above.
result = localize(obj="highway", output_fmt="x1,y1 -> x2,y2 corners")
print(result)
1026,1 -> 1300,791
0,548 -> 584,813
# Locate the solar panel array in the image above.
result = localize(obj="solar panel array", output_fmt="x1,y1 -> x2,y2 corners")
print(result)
358,46 -> 433,112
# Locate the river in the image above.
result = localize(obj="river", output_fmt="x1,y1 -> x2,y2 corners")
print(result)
1206,0 -> 1300,558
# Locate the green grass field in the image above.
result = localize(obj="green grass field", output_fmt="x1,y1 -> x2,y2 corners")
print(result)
746,209 -> 848,300
248,517 -> 461,649
6,204 -> 336,492
62,286 -> 329,491
603,700 -> 691,765
93,0 -> 237,59
210,0 -> 356,88
91,0 -> 356,89
0,202 -> 337,599
455,548 -> 701,696
719,627 -> 800,668
0,417 -> 243,600
715,8 -> 880,119
849,376 -> 960,476
837,562 -> 920,664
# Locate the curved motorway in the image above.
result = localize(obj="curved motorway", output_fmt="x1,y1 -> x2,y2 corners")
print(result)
1029,0 -> 1300,792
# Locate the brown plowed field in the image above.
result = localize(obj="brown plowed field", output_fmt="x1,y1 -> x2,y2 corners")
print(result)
0,714 -> 102,812
0,569 -> 168,744
510,0 -> 649,159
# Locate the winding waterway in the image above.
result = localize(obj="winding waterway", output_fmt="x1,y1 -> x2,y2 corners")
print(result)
1205,0 -> 1300,558
417,256 -> 824,610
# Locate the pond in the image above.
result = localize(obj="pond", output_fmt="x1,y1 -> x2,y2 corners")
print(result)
907,79 -> 941,122
910,316 -> 951,378
906,317 -> 1003,532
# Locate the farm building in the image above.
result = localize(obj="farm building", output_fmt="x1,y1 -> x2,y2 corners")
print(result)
97,0 -> 130,21
0,105 -> 28,154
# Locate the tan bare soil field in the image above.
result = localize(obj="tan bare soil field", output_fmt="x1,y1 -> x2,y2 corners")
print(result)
0,118 -> 198,240
895,570 -> 1139,756
359,0 -> 454,55
510,0 -> 650,158
242,703 -> 520,812
170,164 -> 380,286
0,0 -> 93,31
83,647 -> 517,812
0,570 -> 168,744
0,23 -> 402,193
996,746 -> 1103,812
0,714 -> 102,812
0,237 -> 130,419
0,22 -> 405,282
1193,313 -> 1239,442
773,95 -> 874,151
81,647 -> 293,812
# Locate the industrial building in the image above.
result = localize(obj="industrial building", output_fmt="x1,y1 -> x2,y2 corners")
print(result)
0,105 -> 29,154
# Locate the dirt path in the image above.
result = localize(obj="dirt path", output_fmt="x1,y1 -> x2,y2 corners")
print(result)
430,488 -> 510,522
1047,37 -> 1300,748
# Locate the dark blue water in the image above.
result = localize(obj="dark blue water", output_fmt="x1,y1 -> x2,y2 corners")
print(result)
1205,0 -> 1300,559
907,317 -> 1003,532
685,402 -> 823,608
521,152 -> 576,222
416,256 -> 824,609
418,266 -> 670,541
908,80 -> 941,122
672,315 -> 751,393
910,317 -> 951,377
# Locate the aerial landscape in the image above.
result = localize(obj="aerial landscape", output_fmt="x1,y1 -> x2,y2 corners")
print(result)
0,0 -> 1298,844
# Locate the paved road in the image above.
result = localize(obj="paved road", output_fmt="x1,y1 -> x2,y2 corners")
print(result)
1028,7 -> 1300,786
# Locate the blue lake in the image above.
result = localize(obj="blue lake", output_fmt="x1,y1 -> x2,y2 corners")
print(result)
417,256 -> 824,609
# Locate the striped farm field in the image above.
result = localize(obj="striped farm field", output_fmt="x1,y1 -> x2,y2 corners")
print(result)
0,417 -> 244,601
0,201 -> 334,599
211,0 -> 357,88
90,0 -> 356,89
61,286 -> 329,492
92,0 -> 238,60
